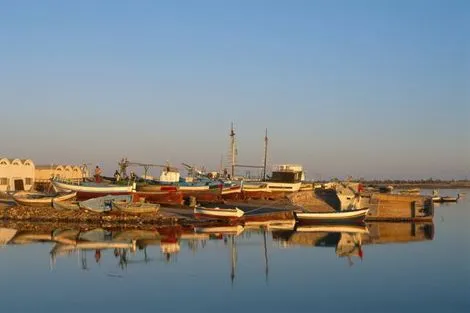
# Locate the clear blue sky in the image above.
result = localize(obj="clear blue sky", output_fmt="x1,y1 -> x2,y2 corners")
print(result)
1,0 -> 468,180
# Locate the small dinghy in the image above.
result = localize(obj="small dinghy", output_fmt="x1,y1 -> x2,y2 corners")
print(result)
294,208 -> 369,223
193,206 -> 245,220
79,195 -> 132,213
12,191 -> 76,207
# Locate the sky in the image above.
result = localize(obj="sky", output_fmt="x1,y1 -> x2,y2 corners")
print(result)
0,0 -> 468,180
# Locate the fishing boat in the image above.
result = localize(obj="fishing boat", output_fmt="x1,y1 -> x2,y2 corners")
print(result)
12,191 -> 76,207
264,164 -> 304,193
112,200 -> 160,214
79,195 -> 133,213
294,208 -> 369,223
193,206 -> 245,220
51,178 -> 134,200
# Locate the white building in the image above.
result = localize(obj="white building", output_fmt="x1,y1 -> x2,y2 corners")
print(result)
0,158 -> 35,192
35,164 -> 86,183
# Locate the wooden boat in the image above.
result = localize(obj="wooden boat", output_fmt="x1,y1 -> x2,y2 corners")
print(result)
193,206 -> 245,220
12,191 -> 76,207
112,200 -> 160,214
294,208 -> 369,223
79,195 -> 132,213
52,179 -> 133,200
52,199 -> 80,210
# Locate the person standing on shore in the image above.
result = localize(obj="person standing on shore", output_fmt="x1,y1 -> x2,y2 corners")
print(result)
94,165 -> 103,183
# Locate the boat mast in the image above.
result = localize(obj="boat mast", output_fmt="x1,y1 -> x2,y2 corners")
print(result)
262,128 -> 268,181
230,123 -> 236,178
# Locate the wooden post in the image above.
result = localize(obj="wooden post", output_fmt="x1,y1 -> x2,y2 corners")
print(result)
411,201 -> 416,219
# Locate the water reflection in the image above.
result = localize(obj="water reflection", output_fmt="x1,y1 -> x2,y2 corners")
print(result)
0,221 -> 434,276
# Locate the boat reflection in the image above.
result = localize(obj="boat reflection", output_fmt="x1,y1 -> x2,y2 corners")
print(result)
272,221 -> 434,266
0,220 -> 434,274
272,223 -> 368,266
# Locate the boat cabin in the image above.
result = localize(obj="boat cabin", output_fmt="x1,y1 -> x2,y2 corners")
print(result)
268,164 -> 305,183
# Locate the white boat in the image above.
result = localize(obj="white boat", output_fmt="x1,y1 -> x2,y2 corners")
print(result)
12,191 -> 76,207
51,179 -> 134,193
193,206 -> 244,219
294,208 -> 369,222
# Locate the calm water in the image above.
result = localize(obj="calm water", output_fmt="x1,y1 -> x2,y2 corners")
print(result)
1,189 -> 469,313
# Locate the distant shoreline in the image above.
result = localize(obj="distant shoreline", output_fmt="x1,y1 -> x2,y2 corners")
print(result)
313,181 -> 470,189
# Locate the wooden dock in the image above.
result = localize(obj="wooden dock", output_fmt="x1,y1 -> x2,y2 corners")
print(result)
363,193 -> 434,221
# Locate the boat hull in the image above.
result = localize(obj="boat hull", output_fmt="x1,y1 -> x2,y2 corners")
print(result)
13,191 -> 76,207
52,179 -> 133,193
193,206 -> 244,220
294,208 -> 369,224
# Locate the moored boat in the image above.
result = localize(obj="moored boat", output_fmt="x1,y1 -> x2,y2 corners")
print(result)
193,206 -> 244,220
294,208 -> 369,223
51,179 -> 134,200
264,164 -> 304,193
79,195 -> 133,213
294,224 -> 369,233
12,191 -> 76,207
